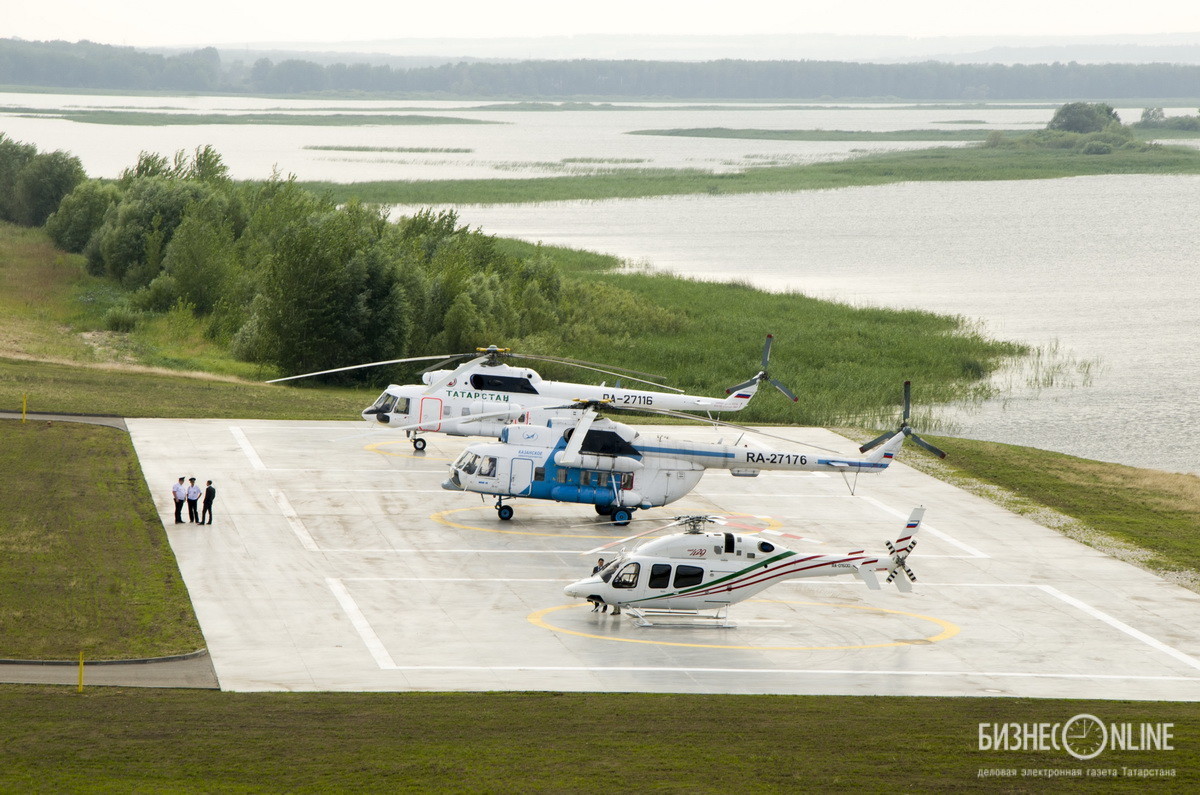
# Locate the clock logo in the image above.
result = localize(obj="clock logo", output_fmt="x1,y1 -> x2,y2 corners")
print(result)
1062,714 -> 1107,760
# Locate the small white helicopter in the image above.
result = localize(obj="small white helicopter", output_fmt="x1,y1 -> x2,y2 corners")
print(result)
444,382 -> 943,525
268,338 -> 795,451
564,508 -> 925,624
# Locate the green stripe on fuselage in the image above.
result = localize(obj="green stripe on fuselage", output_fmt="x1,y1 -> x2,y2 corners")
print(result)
629,549 -> 797,604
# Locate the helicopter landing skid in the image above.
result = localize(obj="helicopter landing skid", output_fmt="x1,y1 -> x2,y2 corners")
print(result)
624,605 -> 734,629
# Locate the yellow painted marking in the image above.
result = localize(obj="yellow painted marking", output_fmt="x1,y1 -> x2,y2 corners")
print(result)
527,600 -> 959,651
364,439 -> 453,462
432,506 -> 781,540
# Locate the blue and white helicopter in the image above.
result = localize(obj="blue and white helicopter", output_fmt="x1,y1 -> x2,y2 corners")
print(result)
270,338 -> 795,450
443,382 -> 944,525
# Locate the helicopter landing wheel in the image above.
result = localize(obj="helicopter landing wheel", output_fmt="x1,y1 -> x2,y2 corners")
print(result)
497,504 -> 514,521
611,508 -> 633,526
595,505 -> 613,516
412,437 -> 427,451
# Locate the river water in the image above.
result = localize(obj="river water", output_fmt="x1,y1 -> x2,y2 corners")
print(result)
3,93 -> 1196,472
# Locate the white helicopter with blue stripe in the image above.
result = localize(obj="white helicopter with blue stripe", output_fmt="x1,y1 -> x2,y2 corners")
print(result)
564,508 -> 925,624
443,382 -> 944,525
269,337 -> 795,451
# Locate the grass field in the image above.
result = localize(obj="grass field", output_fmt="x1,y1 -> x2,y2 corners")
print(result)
1,687 -> 1194,791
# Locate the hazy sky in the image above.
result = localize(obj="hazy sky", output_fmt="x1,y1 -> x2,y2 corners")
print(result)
6,1 -> 1199,48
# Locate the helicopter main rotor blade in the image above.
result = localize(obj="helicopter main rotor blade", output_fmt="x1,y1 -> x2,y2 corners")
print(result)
583,517 -> 688,554
265,354 -> 478,384
760,334 -> 773,371
560,410 -> 597,462
517,353 -> 667,383
418,353 -> 474,375
424,356 -> 487,394
526,358 -> 684,393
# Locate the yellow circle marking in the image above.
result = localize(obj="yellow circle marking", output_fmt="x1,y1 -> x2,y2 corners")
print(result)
431,505 -> 782,540
364,439 -> 453,462
527,599 -> 959,651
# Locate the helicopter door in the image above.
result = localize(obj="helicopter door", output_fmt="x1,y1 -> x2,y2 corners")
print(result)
509,457 -> 534,496
418,397 -> 443,431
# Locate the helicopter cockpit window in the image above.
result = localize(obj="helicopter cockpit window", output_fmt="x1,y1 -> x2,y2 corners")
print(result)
648,564 -> 672,589
598,560 -> 618,583
370,393 -> 398,414
478,457 -> 497,477
455,452 -> 479,475
673,565 -> 704,588
394,397 -> 409,414
612,562 -> 641,589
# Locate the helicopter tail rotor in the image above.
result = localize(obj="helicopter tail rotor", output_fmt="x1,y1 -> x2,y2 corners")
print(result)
857,381 -> 947,459
725,334 -> 799,402
881,506 -> 924,592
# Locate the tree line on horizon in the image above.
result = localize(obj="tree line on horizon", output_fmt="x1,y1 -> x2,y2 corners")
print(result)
3,37 -> 1200,100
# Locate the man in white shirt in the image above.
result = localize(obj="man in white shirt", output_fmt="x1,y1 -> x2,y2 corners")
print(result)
171,477 -> 187,524
186,477 -> 201,523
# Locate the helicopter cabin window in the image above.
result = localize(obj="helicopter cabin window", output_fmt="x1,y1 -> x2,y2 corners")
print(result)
673,565 -> 704,588
612,562 -> 640,589
469,374 -> 539,394
648,564 -> 672,589
478,457 -> 497,477
556,468 -> 570,483
582,471 -> 612,488
533,467 -> 545,482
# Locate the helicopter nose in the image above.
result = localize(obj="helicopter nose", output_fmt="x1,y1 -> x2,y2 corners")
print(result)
563,578 -> 593,599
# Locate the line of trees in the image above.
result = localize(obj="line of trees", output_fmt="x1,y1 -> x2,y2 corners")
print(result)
29,141 -> 674,382
4,37 -> 1200,99
0,133 -> 86,227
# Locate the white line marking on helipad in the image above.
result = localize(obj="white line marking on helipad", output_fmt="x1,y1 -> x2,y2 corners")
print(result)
1038,584 -> 1200,672
861,495 -> 989,559
271,489 -> 319,552
229,426 -> 266,470
326,578 -> 396,669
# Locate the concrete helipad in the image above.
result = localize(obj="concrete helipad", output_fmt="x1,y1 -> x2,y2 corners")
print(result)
128,418 -> 1200,697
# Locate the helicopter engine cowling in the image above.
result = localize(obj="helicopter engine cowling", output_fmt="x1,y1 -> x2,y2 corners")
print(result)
552,452 -> 644,472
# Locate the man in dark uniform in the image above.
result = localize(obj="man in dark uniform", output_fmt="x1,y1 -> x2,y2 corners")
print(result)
201,480 -> 217,525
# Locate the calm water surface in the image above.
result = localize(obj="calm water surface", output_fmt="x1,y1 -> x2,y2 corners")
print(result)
438,176 -> 1199,474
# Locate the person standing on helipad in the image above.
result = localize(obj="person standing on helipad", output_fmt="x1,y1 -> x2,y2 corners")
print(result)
171,476 -> 187,524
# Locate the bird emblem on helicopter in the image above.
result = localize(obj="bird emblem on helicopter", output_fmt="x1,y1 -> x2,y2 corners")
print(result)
563,507 -> 926,625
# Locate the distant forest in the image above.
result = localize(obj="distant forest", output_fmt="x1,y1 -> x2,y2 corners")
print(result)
3,38 -> 1200,100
